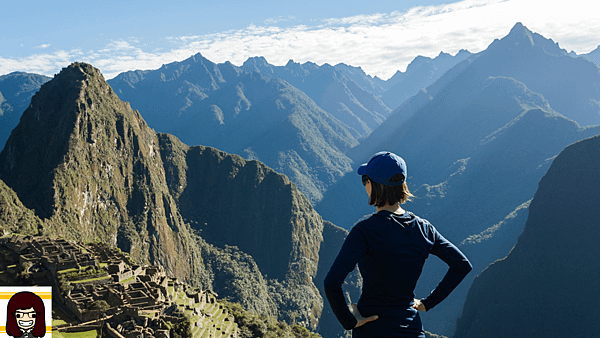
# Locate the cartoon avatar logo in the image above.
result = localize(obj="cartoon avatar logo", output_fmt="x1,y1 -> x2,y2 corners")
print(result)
6,291 -> 46,338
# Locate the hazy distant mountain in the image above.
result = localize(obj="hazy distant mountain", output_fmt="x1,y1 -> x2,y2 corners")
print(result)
108,54 -> 359,204
241,57 -> 391,138
0,63 -> 333,329
581,45 -> 600,68
316,23 -> 600,335
381,50 -> 472,110
0,72 -> 51,149
333,63 -> 389,97
454,134 -> 600,338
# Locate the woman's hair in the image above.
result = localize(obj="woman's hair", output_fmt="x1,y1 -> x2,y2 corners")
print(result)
6,291 -> 46,337
366,174 -> 414,207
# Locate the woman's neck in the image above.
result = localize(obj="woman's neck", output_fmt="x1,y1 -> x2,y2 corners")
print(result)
376,203 -> 405,214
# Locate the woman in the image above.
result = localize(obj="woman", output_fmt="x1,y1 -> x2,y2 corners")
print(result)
6,291 -> 46,338
324,151 -> 472,337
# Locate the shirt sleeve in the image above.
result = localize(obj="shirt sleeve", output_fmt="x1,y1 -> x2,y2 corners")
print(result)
421,224 -> 472,311
323,225 -> 368,330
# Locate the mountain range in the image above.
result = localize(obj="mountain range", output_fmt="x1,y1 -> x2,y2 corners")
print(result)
454,134 -> 600,338
0,63 -> 329,331
316,22 -> 600,335
0,72 -> 51,148
1,21 -> 599,338
105,52 -> 469,205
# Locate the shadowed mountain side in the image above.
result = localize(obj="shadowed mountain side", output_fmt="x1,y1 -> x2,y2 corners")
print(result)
157,133 -> 325,328
0,179 -> 43,236
109,55 -> 358,204
158,134 -> 323,282
0,63 -> 328,330
460,199 -> 531,269
411,108 -> 600,241
242,57 -> 390,138
381,50 -> 472,110
0,63 -> 204,282
0,72 -> 51,149
318,100 -> 600,335
454,134 -> 600,338
190,76 -> 356,204
411,109 -> 599,335
318,76 -> 556,229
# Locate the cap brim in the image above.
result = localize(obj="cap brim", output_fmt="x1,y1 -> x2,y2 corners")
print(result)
357,164 -> 368,175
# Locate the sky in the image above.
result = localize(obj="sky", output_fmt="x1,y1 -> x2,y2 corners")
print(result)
1,0 -> 599,80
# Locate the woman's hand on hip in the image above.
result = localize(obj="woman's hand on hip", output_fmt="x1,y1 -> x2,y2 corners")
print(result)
350,303 -> 378,328
412,298 -> 427,311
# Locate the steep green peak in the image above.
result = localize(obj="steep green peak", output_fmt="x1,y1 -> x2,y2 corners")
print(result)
0,62 -> 151,219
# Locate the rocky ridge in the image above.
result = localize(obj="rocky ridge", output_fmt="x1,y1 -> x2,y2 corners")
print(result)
0,63 -> 325,330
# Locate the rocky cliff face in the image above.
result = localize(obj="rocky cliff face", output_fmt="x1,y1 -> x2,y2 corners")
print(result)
0,63 -> 202,281
158,133 -> 325,327
0,63 -> 325,329
108,54 -> 358,205
454,134 -> 600,338
0,179 -> 42,236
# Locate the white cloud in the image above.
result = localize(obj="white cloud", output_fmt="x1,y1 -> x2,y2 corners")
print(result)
1,0 -> 599,80
35,44 -> 51,49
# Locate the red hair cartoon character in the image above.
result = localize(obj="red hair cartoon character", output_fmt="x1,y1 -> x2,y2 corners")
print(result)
6,291 -> 46,338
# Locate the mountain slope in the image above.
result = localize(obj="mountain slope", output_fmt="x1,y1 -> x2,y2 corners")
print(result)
454,134 -> 600,338
0,63 -> 203,281
0,179 -> 43,236
581,45 -> 600,68
108,54 -> 358,204
0,63 -> 327,330
0,72 -> 51,149
316,24 -> 600,335
241,57 -> 391,138
381,50 -> 472,110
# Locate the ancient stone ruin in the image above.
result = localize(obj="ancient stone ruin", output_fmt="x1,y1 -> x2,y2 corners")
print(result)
0,235 -> 238,338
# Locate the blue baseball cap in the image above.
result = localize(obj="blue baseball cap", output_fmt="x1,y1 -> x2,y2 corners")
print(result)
357,151 -> 407,186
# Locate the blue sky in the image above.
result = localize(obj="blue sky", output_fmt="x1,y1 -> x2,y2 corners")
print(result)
1,0 -> 599,80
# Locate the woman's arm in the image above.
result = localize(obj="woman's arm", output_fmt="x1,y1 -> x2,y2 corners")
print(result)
421,227 -> 472,311
323,226 -> 370,330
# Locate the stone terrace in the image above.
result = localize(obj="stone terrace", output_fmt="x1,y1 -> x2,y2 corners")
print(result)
0,236 -> 239,338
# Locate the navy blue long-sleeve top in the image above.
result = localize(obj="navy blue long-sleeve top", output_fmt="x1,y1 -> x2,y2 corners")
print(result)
324,210 -> 472,337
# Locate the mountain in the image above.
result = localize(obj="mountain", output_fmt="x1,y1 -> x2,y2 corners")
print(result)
0,63 -> 330,330
108,54 -> 359,204
241,57 -> 391,137
454,134 -> 600,338
316,23 -> 600,335
0,72 -> 51,149
380,50 -> 472,110
581,45 -> 600,68
333,63 -> 388,97
0,179 -> 42,236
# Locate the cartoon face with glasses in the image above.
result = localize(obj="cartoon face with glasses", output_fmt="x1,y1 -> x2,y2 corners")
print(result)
6,291 -> 46,338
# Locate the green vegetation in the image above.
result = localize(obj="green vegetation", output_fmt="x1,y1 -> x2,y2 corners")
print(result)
0,63 -> 325,336
222,300 -> 320,338
52,330 -> 98,338
61,266 -> 107,280
167,315 -> 193,338
119,275 -> 135,283
70,275 -> 111,284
